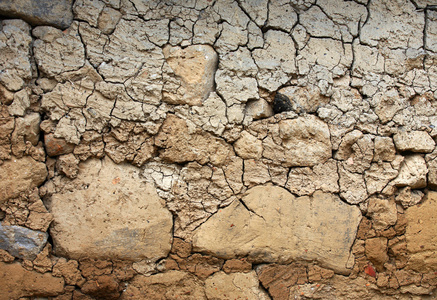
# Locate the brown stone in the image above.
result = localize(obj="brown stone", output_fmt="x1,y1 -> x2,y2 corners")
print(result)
405,191 -> 437,272
223,258 -> 252,273
155,115 -> 234,166
257,263 -> 308,299
45,133 -> 75,157
81,274 -> 120,300
0,156 -> 47,203
119,270 -> 206,300
365,237 -> 388,272
171,238 -> 192,258
53,258 -> 85,286
0,261 -> 64,299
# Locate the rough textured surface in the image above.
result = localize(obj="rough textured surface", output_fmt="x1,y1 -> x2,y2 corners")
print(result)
1,0 -> 437,298
0,262 -> 64,299
205,271 -> 270,300
0,0 -> 73,29
193,185 -> 361,274
48,157 -> 173,261
0,224 -> 47,260
405,191 -> 437,272
0,156 -> 47,203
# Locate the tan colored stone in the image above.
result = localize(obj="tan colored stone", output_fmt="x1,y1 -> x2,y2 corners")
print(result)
278,85 -> 328,114
193,185 -> 361,274
396,187 -> 424,208
253,30 -> 297,91
392,154 -> 428,189
405,191 -> 437,272
234,131 -> 263,159
120,270 -> 206,300
0,261 -> 64,299
155,115 -> 234,166
394,130 -> 435,153
205,271 -> 270,300
364,162 -> 399,195
246,98 -> 274,120
339,164 -> 368,204
48,157 -> 173,261
374,136 -> 396,162
0,20 -> 32,91
25,200 -> 53,232
286,159 -> 339,196
367,197 -> 397,231
98,6 -> 122,34
0,156 -> 47,203
163,44 -> 218,106
33,23 -> 85,77
262,115 -> 332,167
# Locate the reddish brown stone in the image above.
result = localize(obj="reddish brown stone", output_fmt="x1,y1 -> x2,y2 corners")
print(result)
356,217 -> 376,239
257,263 -> 308,299
171,238 -> 192,258
81,275 -> 120,299
365,237 -> 388,272
223,258 -> 252,274
45,133 -> 74,157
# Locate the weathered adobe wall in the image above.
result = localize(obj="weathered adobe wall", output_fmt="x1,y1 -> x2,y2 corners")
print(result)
1,0 -> 437,299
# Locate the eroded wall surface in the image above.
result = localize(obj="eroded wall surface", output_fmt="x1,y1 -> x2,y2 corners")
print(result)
1,0 -> 437,299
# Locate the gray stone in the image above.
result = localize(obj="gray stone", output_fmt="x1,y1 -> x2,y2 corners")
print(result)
0,223 -> 48,260
0,0 -> 73,29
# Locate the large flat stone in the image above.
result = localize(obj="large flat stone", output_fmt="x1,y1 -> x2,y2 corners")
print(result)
48,157 -> 173,262
0,0 -> 73,29
405,191 -> 437,272
0,224 -> 48,260
193,185 -> 362,274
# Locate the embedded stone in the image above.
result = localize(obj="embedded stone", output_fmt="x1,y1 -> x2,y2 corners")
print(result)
0,262 -> 64,299
0,156 -> 47,203
262,115 -> 331,167
0,224 -> 48,260
205,271 -> 270,300
193,185 -> 361,274
162,44 -> 218,106
0,20 -> 32,91
48,157 -> 173,262
0,0 -> 73,29
393,130 -> 435,153
392,155 -> 428,189
405,191 -> 437,272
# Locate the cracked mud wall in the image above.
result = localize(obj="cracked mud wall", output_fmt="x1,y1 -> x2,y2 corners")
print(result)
1,0 -> 437,299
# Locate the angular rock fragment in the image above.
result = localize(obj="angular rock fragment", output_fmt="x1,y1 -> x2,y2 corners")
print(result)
393,130 -> 435,153
0,20 -> 32,91
0,224 -> 48,260
155,115 -> 234,166
0,156 -> 47,203
392,155 -> 428,189
262,114 -> 331,167
120,271 -> 206,300
48,157 -> 173,261
163,44 -> 218,106
193,185 -> 361,274
205,271 -> 270,300
0,0 -> 73,29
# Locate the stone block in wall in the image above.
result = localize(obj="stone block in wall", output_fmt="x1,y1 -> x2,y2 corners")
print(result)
48,157 -> 173,262
405,191 -> 437,272
193,185 -> 362,274
0,262 -> 64,299
0,0 -> 73,29
0,156 -> 47,203
0,223 -> 48,260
